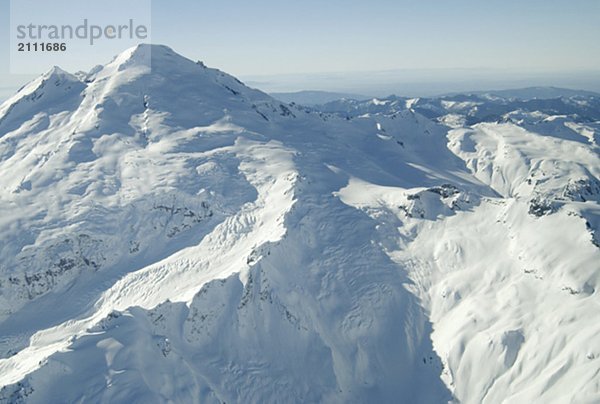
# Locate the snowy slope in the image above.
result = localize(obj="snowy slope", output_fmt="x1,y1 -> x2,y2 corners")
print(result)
316,92 -> 600,127
0,45 -> 598,403
338,123 -> 600,403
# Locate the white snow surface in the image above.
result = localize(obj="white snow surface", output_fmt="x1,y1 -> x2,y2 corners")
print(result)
0,44 -> 598,403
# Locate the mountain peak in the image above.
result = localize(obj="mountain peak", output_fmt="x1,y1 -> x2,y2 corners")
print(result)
44,65 -> 73,78
118,43 -> 179,65
0,44 -> 599,403
101,43 -> 196,74
128,43 -> 177,56
5,65 -> 79,103
1,44 -> 282,137
0,65 -> 84,134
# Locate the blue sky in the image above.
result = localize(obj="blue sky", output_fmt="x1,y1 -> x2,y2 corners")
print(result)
1,0 -> 599,97
150,0 -> 600,75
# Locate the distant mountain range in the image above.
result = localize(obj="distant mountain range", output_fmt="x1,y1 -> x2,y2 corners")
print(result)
456,86 -> 600,100
271,87 -> 600,106
270,90 -> 369,105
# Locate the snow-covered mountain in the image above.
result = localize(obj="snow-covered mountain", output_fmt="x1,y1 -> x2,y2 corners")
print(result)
465,87 -> 600,101
314,93 -> 600,126
270,91 -> 368,106
0,44 -> 598,403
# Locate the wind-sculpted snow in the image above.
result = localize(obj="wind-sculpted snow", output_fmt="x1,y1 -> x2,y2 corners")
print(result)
0,45 -> 598,403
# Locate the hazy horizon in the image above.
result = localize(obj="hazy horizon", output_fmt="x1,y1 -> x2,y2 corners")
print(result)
1,63 -> 599,103
243,67 -> 600,98
1,0 -> 599,101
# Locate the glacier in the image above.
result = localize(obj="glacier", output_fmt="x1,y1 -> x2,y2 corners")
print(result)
0,44 -> 598,403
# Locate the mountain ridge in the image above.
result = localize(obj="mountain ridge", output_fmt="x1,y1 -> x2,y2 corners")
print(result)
0,44 -> 598,403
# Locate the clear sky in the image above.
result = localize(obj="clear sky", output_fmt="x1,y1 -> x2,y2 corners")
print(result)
1,0 -> 599,98
150,0 -> 600,75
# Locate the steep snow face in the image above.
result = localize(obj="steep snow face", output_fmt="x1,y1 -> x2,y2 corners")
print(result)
0,44 -> 598,403
334,118 -> 600,402
0,45 -> 451,403
337,176 -> 599,403
0,44 -> 303,323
